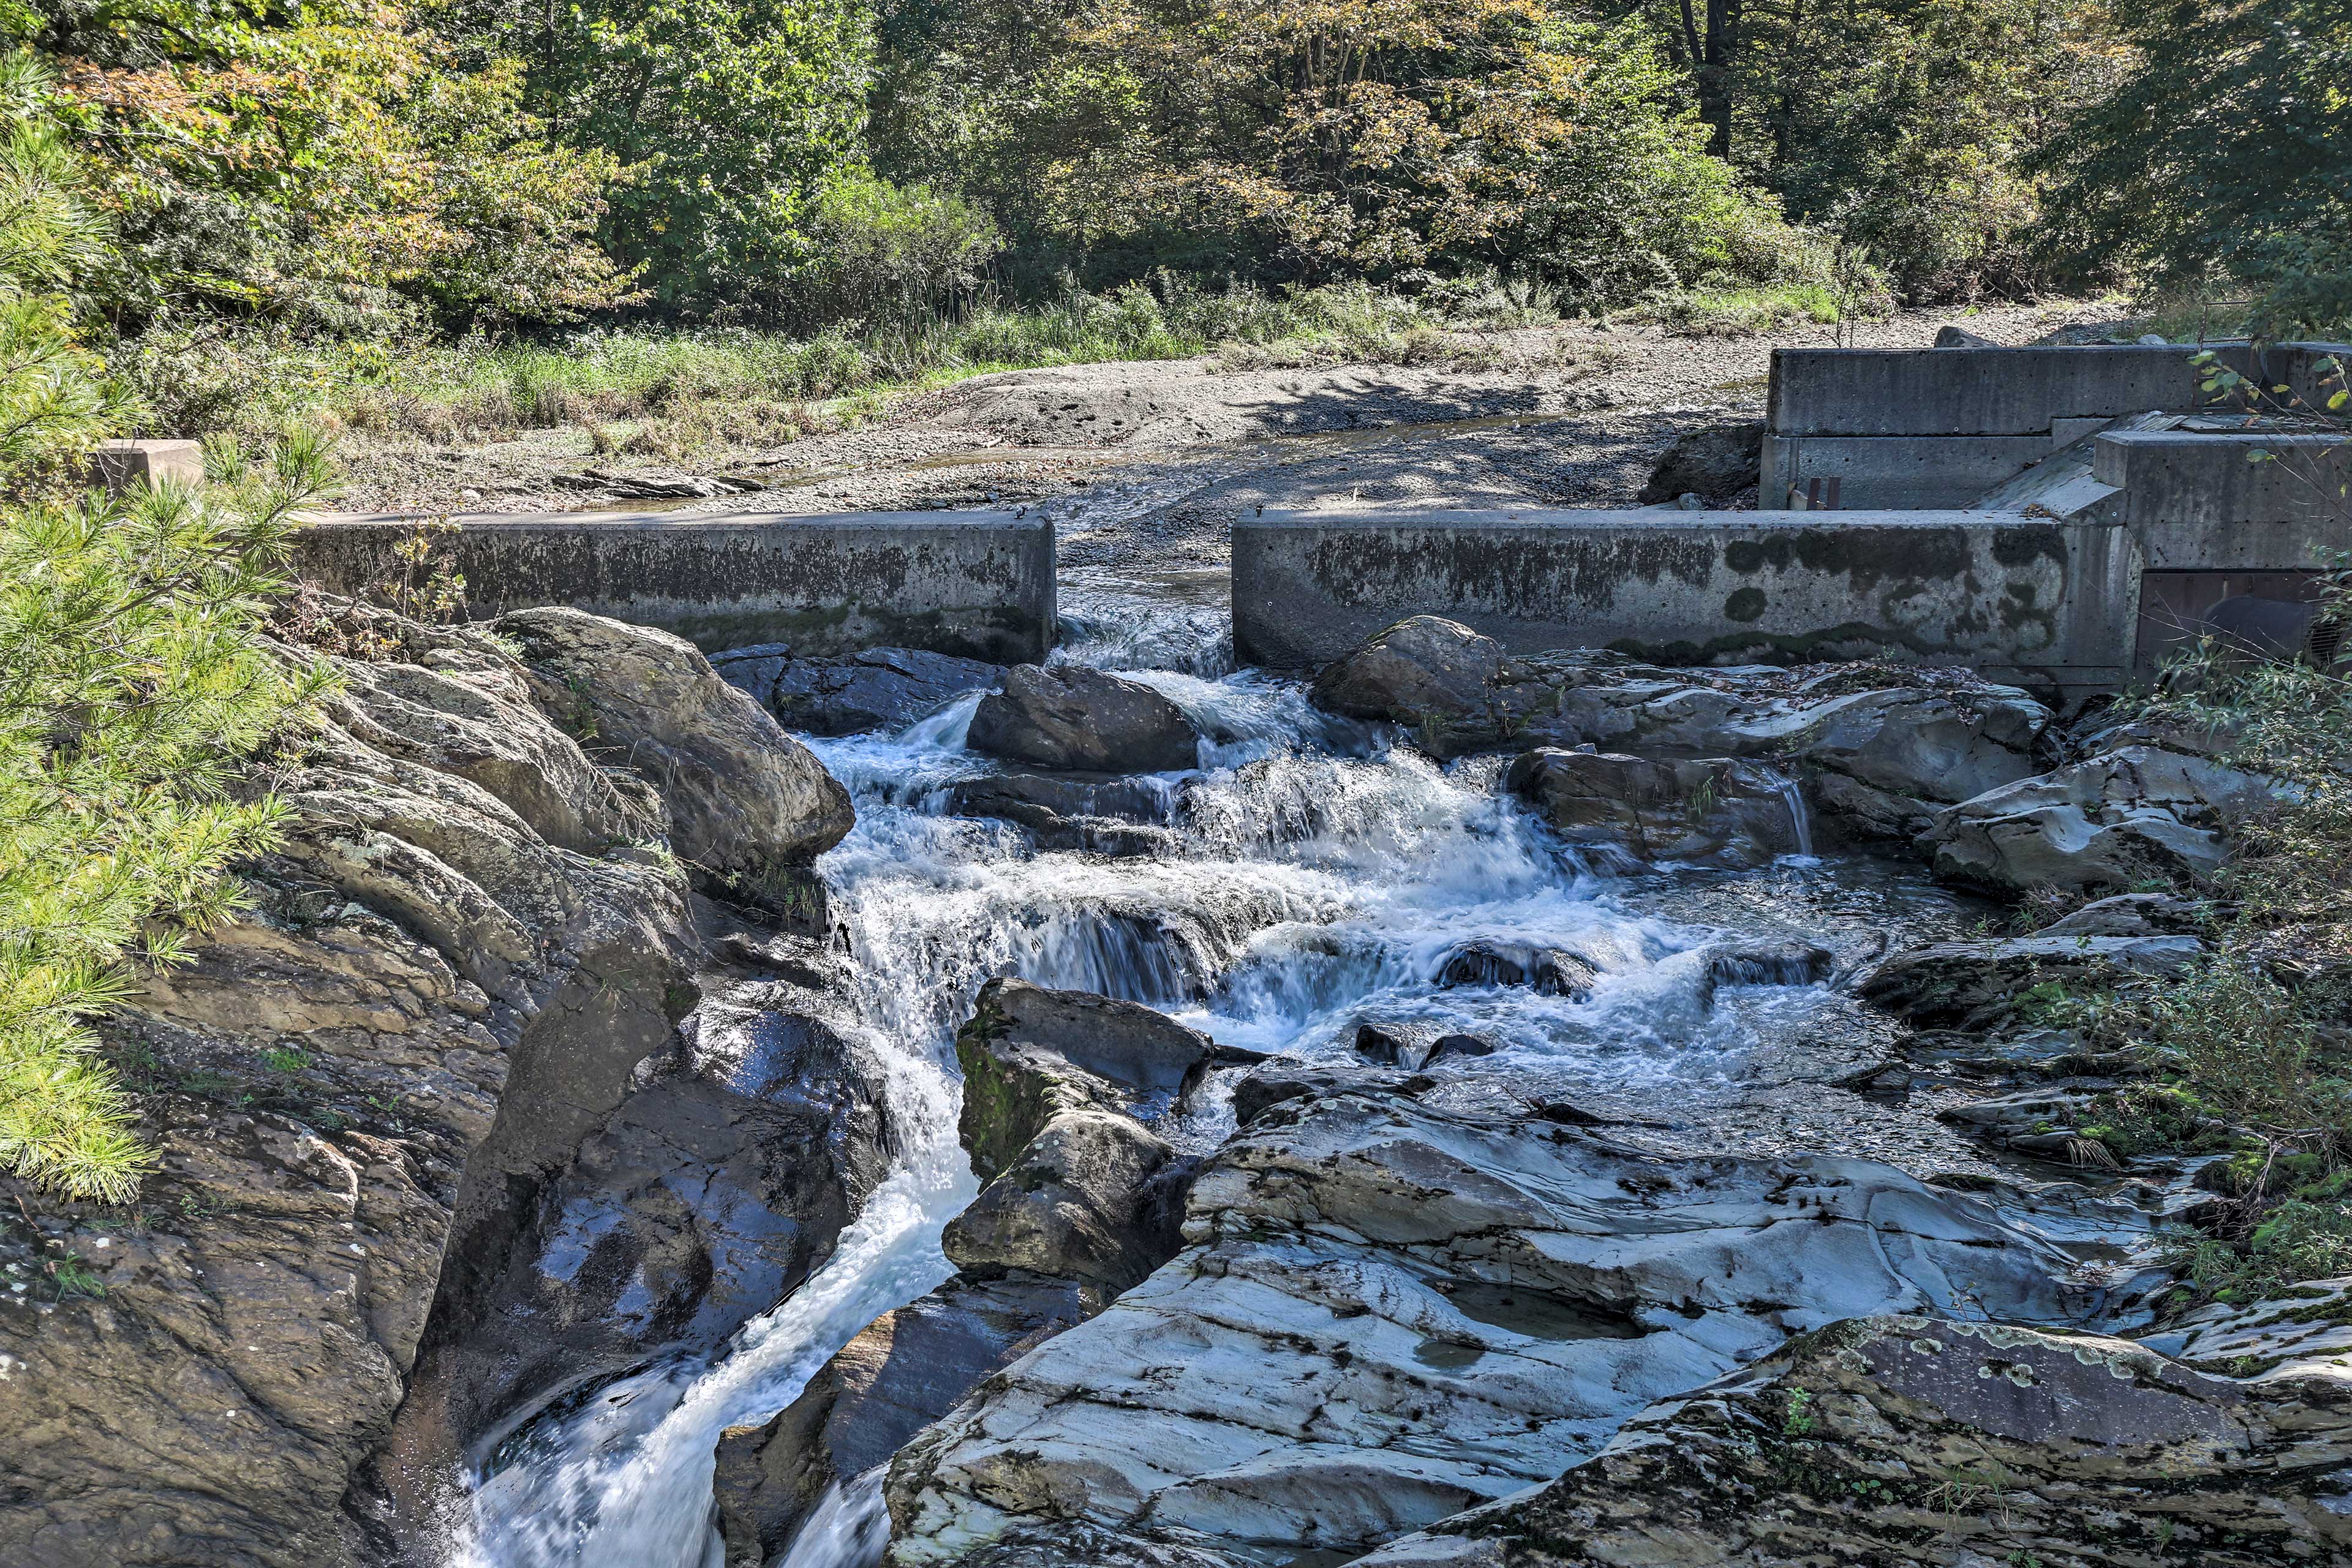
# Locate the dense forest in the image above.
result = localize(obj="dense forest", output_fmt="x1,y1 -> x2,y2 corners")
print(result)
5,0 -> 2348,432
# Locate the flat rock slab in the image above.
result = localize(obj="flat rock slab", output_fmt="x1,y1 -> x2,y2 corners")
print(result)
883,1087 -> 2105,1566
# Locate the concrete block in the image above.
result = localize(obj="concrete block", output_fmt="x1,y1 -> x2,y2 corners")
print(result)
89,438 -> 203,493
2049,417 -> 2116,448
2096,430 -> 2352,571
1760,433 -> 2055,510
1232,506 -> 2134,699
292,509 -> 1057,663
1767,344 -> 2278,437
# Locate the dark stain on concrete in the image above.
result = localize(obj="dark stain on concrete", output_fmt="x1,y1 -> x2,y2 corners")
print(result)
1990,526 -> 2070,568
1724,587 -> 1767,623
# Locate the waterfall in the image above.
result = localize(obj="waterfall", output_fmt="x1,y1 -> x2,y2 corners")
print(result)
446,570 -> 1907,1568
775,1469 -> 889,1568
1771,773 -> 1817,859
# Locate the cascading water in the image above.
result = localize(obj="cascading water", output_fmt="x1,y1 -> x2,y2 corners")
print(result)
445,562 -> 1983,1568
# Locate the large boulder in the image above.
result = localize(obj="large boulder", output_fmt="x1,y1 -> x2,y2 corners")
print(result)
713,1274 -> 1097,1567
881,1085 -> 2102,1567
968,664 -> 1200,774
496,607 -> 856,892
1921,744 -> 2280,893
1860,930 -> 2205,1030
0,603 -> 705,1568
410,968 -> 899,1449
1309,616 -> 1509,731
1635,420 -> 1764,505
713,644 -> 1005,737
956,978 -> 1223,1174
1363,1308 -> 2352,1567
1306,621 -> 2050,839
941,1109 -> 1185,1290
945,771 -> 1184,856
1506,748 -> 1805,867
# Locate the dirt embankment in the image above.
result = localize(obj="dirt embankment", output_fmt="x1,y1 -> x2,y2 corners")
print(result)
331,303 -> 2106,566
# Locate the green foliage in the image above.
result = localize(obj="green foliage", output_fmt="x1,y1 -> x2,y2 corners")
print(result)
0,440 -> 336,1200
31,0 -> 634,339
436,0 -> 874,317
774,167 -> 1003,333
0,55 -> 331,1201
2038,0 -> 2352,336
0,51 -> 126,491
1605,0 -> 2114,300
2062,396 -> 2352,1299
870,0 -> 1825,311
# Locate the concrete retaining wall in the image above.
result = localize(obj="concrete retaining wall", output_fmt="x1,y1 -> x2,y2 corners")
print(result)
293,510 -> 1057,663
2097,431 -> 2352,568
1761,434 -> 2057,510
1760,341 -> 2352,510
1234,507 -> 2133,698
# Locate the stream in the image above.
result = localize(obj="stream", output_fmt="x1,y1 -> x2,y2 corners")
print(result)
445,562 -> 2041,1568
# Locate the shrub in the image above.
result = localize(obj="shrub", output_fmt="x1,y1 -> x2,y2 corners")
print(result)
777,168 -> 1003,332
1,440 -> 336,1200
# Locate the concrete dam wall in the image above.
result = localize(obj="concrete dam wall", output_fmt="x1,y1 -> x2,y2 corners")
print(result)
1238,339 -> 2352,702
1233,507 -> 2136,700
293,509 -> 1058,664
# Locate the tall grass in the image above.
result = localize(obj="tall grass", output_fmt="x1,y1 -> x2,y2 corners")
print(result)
111,276 -> 1581,446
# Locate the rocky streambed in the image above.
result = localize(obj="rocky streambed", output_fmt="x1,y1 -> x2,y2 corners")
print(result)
5,559 -> 2350,1568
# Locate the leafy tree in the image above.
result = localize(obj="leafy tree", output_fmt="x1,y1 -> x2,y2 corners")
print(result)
0,50 -> 328,1201
27,0 -> 635,334
436,0 -> 875,317
874,0 -> 1813,305
1604,0 -> 2116,300
2037,0 -> 2352,336
0,50 -> 123,488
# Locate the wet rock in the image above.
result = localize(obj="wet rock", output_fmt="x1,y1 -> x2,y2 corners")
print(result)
1370,1311 -> 2352,1567
1231,1062 -> 1434,1125
421,972 -> 898,1448
1860,932 -> 2206,1028
943,1109 -> 1188,1289
1635,420 -> 1763,504
1936,1086 -> 2118,1161
1306,623 -> 2049,838
2041,889 -> 2209,937
1921,744 -> 2278,893
1934,322 -> 2002,347
1310,616 -> 1509,730
1506,748 -> 1803,867
1434,940 -> 1599,998
882,1087 -> 2100,1567
946,771 -> 1184,856
0,604 -> 706,1568
956,978 -> 1222,1175
712,644 -> 1004,737
968,663 -> 1200,774
1353,1022 -> 1496,1071
497,607 -> 856,892
713,1274 -> 1098,1567
716,984 -> 1216,1560
1701,937 -> 1835,991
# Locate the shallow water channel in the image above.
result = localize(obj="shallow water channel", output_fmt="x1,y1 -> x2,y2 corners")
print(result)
446,563 -> 2082,1568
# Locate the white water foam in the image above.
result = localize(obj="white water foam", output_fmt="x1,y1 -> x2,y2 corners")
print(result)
450,624 -> 1854,1567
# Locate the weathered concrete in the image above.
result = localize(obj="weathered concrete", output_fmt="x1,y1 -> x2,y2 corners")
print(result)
1232,507 -> 2134,699
1762,432 -> 2059,510
89,437 -> 203,493
1760,342 -> 2352,510
2099,430 -> 2352,568
1765,342 -> 2329,438
292,510 -> 1056,663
